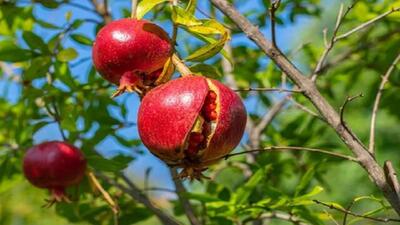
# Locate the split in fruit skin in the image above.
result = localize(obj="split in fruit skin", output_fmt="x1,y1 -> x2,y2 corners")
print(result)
137,75 -> 247,180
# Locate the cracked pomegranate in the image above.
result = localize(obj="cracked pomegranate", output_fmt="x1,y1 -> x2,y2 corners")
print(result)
92,18 -> 172,96
23,141 -> 87,206
137,75 -> 247,179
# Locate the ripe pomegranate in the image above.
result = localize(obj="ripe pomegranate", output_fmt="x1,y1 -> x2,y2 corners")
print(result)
92,18 -> 172,96
138,75 -> 247,179
23,141 -> 87,206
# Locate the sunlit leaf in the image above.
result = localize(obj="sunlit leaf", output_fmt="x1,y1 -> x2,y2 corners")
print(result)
56,48 -> 78,62
136,0 -> 169,19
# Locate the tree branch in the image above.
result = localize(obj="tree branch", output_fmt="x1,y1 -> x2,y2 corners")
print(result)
233,87 -> 302,93
91,0 -> 112,24
97,172 -> 181,225
172,54 -> 192,76
248,98 -> 287,148
210,0 -> 400,215
131,0 -> 138,19
369,53 -> 400,154
311,2 -> 357,81
335,7 -> 400,41
314,199 -> 400,223
220,146 -> 358,162
170,169 -> 202,225
268,0 -> 280,47
244,211 -> 307,225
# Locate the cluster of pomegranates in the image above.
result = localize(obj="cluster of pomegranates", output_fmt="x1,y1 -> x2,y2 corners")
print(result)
23,18 -> 246,203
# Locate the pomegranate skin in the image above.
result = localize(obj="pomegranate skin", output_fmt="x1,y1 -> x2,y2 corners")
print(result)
92,18 -> 172,85
137,75 -> 247,168
23,141 -> 86,190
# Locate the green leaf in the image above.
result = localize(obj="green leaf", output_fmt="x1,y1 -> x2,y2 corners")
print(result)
294,164 -> 317,197
136,0 -> 169,19
24,56 -> 51,80
190,63 -> 222,79
181,192 -> 221,202
70,19 -> 84,29
22,31 -> 48,53
55,62 -> 77,89
186,33 -> 228,62
35,18 -> 61,29
87,154 -> 134,172
233,166 -> 269,205
70,34 -> 92,46
0,40 -> 32,62
56,48 -> 78,62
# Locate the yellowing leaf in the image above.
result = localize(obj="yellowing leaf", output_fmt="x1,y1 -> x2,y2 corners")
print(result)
186,19 -> 227,35
57,48 -> 78,62
172,6 -> 202,26
137,0 -> 169,19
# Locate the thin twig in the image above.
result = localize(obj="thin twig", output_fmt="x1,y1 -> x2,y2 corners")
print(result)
170,169 -> 202,225
243,211 -> 307,225
288,96 -> 325,122
143,187 -> 176,193
312,5 -> 399,81
216,146 -> 358,162
314,199 -> 400,223
172,54 -> 192,76
51,101 -> 67,141
269,0 -> 280,47
249,98 -> 287,148
233,87 -> 302,93
91,0 -> 112,24
87,171 -> 119,215
335,7 -> 400,41
342,200 -> 355,225
97,172 -> 180,225
339,93 -> 364,126
311,2 -> 356,81
131,0 -> 138,19
368,53 -> 400,154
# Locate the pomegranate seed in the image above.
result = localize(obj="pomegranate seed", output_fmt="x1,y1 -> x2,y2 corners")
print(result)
189,133 -> 204,143
207,91 -> 217,100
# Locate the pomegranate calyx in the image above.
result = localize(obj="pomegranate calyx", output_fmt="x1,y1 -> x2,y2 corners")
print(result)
175,167 -> 211,181
111,71 -> 144,98
43,187 -> 72,208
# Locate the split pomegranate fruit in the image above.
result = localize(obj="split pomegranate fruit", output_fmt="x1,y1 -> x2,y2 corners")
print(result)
23,141 -> 87,206
138,75 -> 247,179
92,18 -> 172,96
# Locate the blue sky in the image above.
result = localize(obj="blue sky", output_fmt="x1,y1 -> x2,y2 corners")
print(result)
2,0 -> 312,192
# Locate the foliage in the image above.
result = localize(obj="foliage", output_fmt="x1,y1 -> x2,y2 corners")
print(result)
0,0 -> 400,224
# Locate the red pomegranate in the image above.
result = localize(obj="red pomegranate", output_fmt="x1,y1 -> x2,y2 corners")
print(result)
92,18 -> 172,96
138,75 -> 247,179
23,141 -> 87,205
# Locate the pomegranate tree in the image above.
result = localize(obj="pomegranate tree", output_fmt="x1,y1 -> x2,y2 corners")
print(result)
92,18 -> 172,96
23,141 -> 87,205
137,75 -> 247,179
